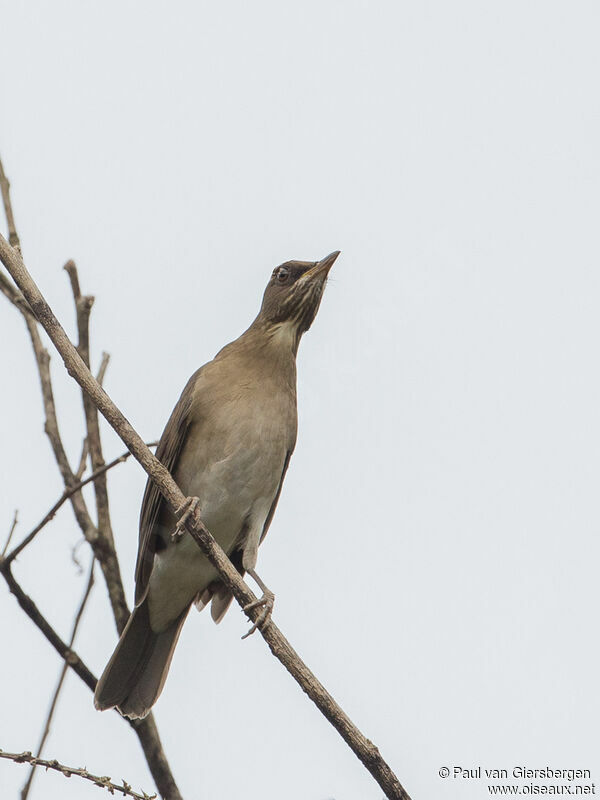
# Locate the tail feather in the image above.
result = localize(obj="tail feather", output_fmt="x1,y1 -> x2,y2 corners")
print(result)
207,548 -> 246,624
192,582 -> 234,623
210,585 -> 235,623
94,599 -> 189,719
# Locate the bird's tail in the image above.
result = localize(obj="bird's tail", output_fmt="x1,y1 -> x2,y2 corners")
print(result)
94,598 -> 189,719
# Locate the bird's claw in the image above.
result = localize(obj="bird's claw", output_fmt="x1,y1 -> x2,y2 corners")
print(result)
241,589 -> 275,639
172,496 -> 200,542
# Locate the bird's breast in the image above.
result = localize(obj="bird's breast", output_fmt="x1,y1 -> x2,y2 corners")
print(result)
147,373 -> 296,630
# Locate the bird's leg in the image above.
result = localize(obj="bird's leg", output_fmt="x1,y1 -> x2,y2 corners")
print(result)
242,569 -> 275,639
171,496 -> 201,542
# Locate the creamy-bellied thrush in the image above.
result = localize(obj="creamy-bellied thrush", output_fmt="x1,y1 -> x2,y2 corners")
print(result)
94,251 -> 339,719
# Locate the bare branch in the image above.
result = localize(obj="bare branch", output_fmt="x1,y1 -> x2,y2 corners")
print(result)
5,444 -> 158,566
0,162 -> 183,800
128,718 -> 182,800
0,560 -> 97,691
0,190 -> 122,614
0,155 -> 20,249
64,259 -> 130,633
0,155 -> 33,316
0,168 -> 128,630
76,438 -> 90,480
0,271 -> 34,316
71,537 -> 86,574
0,231 -> 411,800
2,510 -> 18,558
21,557 -> 96,800
63,259 -> 81,300
66,262 -> 114,542
5,455 -> 125,564
24,306 -> 129,631
0,558 -> 183,800
1,750 -> 156,800
97,351 -> 110,386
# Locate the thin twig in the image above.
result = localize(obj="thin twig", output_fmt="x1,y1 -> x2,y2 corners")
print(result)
21,557 -> 96,800
76,438 -> 90,480
0,155 -> 32,315
1,750 -> 156,800
0,561 -> 182,800
63,259 -> 81,300
4,444 -> 158,566
97,351 -> 110,387
0,230 -> 411,800
0,156 -> 20,249
71,538 -> 86,574
2,510 -> 18,558
0,561 -> 97,690
0,271 -> 33,316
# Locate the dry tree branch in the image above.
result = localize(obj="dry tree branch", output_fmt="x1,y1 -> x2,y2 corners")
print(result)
5,444 -> 157,566
2,510 -> 19,558
0,157 -> 20,249
0,560 -> 98,691
21,556 -> 96,800
0,270 -> 33,315
0,157 -> 128,629
0,157 -> 183,800
65,259 -> 115,550
5,452 -> 127,565
21,262 -> 130,630
0,231 -> 411,800
0,750 -> 156,800
76,439 -> 90,480
0,557 -> 182,799
97,351 -> 110,387
0,375 -> 181,800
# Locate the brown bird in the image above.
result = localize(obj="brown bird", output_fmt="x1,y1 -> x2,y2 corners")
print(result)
94,250 -> 339,719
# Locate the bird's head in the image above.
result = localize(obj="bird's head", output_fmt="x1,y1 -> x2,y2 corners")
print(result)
258,251 -> 340,346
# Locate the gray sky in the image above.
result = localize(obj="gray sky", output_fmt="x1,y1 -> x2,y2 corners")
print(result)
1,2 -> 599,799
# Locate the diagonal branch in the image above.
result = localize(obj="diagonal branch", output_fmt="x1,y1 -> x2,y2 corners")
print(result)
0,750 -> 156,800
0,270 -> 33,316
0,559 -> 182,800
0,231 -> 411,800
2,510 -> 19,558
4,444 -> 157,567
0,559 -> 97,691
21,556 -> 96,800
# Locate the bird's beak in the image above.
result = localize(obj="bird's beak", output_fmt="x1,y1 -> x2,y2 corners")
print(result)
304,250 -> 341,280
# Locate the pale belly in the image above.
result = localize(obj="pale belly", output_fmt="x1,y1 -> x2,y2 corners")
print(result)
147,415 -> 290,631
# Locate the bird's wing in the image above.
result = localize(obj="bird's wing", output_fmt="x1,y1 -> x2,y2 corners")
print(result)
259,449 -> 293,545
134,370 -> 199,604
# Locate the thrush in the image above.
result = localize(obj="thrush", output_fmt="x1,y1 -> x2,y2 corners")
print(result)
94,250 -> 339,719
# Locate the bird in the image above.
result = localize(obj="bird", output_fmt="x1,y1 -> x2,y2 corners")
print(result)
94,250 -> 339,719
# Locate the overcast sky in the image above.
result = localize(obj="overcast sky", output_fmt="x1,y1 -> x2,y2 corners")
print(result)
1,2 -> 599,799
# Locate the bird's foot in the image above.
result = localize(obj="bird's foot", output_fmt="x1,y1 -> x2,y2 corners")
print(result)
242,589 -> 275,639
172,496 -> 201,542
242,569 -> 275,639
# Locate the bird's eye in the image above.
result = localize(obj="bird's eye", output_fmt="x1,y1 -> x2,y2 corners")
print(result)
276,267 -> 290,283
